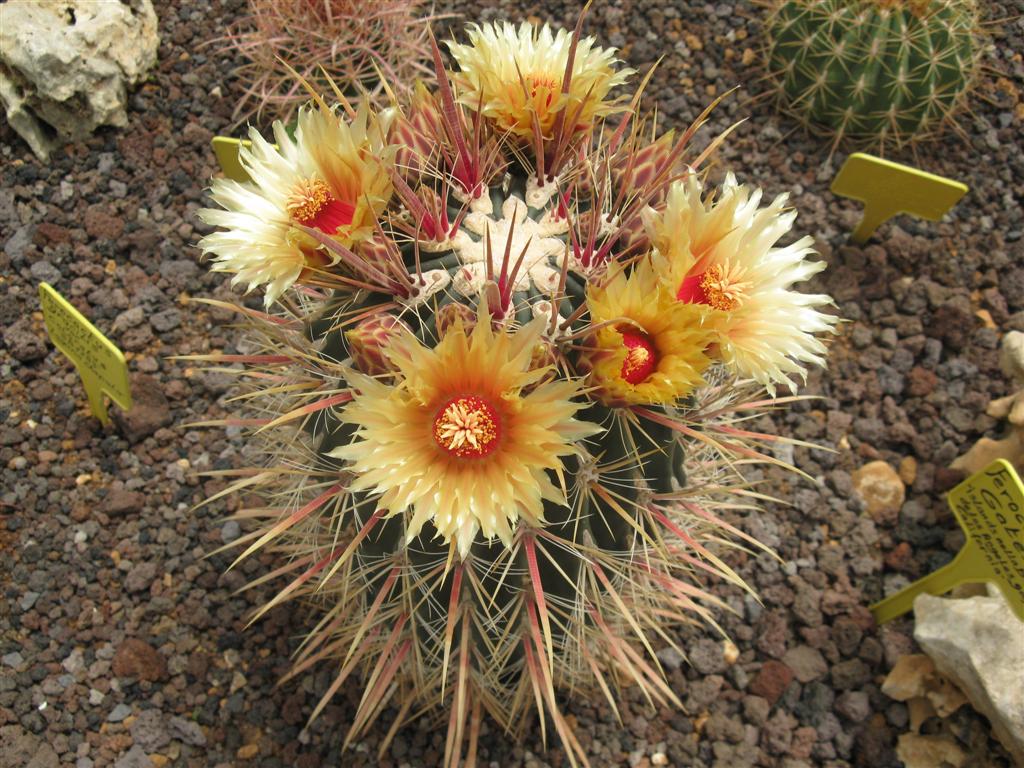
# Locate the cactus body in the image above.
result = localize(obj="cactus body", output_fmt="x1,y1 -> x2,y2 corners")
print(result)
765,0 -> 982,147
196,17 -> 838,767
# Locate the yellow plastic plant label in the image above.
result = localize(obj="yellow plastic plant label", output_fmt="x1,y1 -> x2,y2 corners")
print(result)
211,136 -> 280,183
38,282 -> 132,426
871,459 -> 1024,625
211,137 -> 254,183
831,152 -> 968,244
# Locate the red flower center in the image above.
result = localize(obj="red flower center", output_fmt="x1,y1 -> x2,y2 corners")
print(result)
619,330 -> 657,385
287,177 -> 355,234
432,394 -> 502,459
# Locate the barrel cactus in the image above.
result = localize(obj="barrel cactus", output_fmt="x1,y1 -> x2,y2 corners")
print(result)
194,16 -> 838,767
763,0 -> 983,149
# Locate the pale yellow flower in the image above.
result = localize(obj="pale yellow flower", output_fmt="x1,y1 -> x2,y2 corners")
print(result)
329,304 -> 598,557
582,260 -> 713,407
646,174 -> 838,392
447,20 -> 632,140
197,102 -> 393,306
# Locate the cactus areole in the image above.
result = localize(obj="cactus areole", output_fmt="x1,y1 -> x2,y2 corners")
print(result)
195,15 -> 838,768
765,0 -> 982,148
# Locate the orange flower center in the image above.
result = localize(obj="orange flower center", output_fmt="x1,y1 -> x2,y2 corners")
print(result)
620,330 -> 657,384
676,263 -> 749,312
433,395 -> 501,459
286,177 -> 355,234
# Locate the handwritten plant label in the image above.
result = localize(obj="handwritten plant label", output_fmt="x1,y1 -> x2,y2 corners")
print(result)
38,282 -> 132,425
831,152 -> 968,245
871,459 -> 1024,624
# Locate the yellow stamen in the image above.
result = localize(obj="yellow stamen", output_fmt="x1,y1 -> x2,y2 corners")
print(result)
700,263 -> 750,312
433,395 -> 500,458
286,177 -> 331,224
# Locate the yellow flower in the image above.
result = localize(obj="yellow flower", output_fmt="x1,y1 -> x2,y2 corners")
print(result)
197,102 -> 393,306
582,260 -> 713,407
646,174 -> 838,393
447,20 -> 632,140
328,303 -> 598,557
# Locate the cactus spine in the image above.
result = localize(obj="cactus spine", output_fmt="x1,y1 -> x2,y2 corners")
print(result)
195,16 -> 837,768
764,0 -> 982,148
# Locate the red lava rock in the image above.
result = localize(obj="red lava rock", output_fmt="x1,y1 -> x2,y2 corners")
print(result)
33,222 -> 72,246
111,374 -> 172,442
103,488 -> 144,516
111,638 -> 167,682
906,366 -> 938,396
884,542 -> 913,571
83,204 -> 125,240
748,660 -> 794,704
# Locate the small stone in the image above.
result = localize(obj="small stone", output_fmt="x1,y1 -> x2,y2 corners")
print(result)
898,456 -> 917,486
3,651 -> 25,668
782,645 -> 827,683
84,206 -> 126,240
111,374 -> 171,442
130,709 -> 170,752
236,743 -> 259,760
112,638 -> 167,682
29,260 -> 61,284
124,561 -> 157,593
112,307 -> 145,333
835,691 -> 871,722
3,317 -> 47,362
103,489 -> 145,517
220,520 -> 241,544
831,658 -> 870,690
689,638 -> 728,674
749,660 -> 794,705
167,716 -> 206,747
851,460 -> 905,525
62,648 -> 86,676
20,591 -> 40,610
149,309 -> 181,333
89,689 -> 104,705
113,745 -> 154,768
107,703 -> 132,722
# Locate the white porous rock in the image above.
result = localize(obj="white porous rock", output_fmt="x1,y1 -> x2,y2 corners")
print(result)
913,590 -> 1024,764
0,0 -> 159,161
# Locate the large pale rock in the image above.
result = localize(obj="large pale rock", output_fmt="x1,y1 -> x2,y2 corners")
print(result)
0,0 -> 159,161
913,592 -> 1024,764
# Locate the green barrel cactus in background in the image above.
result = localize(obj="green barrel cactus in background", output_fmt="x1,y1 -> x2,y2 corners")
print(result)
764,0 -> 983,149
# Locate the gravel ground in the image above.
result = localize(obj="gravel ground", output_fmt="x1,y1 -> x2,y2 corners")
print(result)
1,0 -> 1022,766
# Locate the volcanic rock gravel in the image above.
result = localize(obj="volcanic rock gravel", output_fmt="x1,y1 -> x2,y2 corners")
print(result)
1,0 -> 1022,766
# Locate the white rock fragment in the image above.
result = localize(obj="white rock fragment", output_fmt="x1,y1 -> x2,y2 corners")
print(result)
913,591 -> 1024,765
0,0 -> 159,161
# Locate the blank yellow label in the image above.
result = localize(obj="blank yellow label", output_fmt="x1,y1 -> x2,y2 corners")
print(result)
211,136 -> 254,183
871,459 -> 1024,624
831,153 -> 968,244
39,282 -> 132,425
